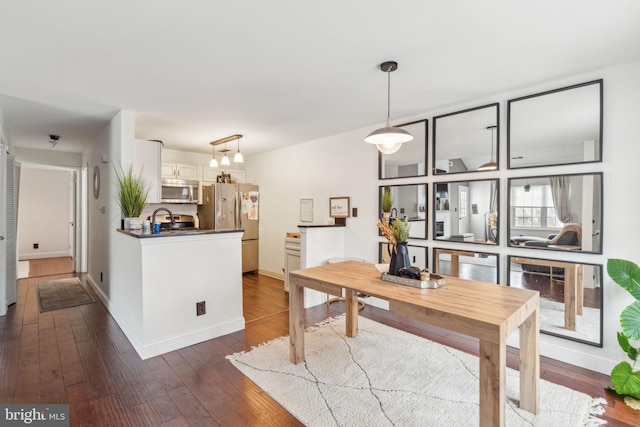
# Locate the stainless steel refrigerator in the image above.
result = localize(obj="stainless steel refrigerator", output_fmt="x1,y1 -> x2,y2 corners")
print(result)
238,183 -> 259,273
198,183 -> 259,273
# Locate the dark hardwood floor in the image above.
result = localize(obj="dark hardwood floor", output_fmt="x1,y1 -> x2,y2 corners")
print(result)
1,258 -> 637,426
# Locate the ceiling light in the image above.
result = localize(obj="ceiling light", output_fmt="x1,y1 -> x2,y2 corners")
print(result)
221,149 -> 231,166
210,134 -> 243,167
233,135 -> 244,163
365,61 -> 413,153
477,125 -> 498,171
209,141 -> 218,167
49,134 -> 60,148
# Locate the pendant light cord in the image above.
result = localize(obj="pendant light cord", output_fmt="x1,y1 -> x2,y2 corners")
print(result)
385,65 -> 392,127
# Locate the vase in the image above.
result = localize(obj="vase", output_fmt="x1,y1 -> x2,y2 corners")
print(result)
389,242 -> 411,276
124,217 -> 142,230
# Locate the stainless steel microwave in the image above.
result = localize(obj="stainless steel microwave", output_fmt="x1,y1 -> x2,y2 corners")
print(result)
161,178 -> 199,203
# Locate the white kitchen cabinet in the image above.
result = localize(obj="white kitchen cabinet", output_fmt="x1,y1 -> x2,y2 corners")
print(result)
284,237 -> 301,292
134,139 -> 161,203
161,163 -> 199,180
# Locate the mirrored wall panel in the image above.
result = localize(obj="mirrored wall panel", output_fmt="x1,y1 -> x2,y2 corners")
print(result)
433,178 -> 498,245
379,243 -> 428,271
379,184 -> 427,239
508,173 -> 602,253
508,80 -> 603,169
433,103 -> 499,175
433,248 -> 498,284
508,256 -> 603,346
379,119 -> 428,179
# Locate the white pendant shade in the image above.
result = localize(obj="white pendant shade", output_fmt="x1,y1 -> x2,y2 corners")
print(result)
376,142 -> 402,154
365,61 -> 413,154
209,157 -> 219,168
234,152 -> 244,163
477,125 -> 497,171
221,154 -> 230,166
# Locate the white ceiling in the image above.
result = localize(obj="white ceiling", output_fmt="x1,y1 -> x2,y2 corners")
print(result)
1,1 -> 639,157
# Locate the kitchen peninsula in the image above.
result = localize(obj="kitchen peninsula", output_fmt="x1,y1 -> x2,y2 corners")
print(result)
101,228 -> 245,360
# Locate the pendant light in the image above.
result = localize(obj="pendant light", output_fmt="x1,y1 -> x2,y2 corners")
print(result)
233,135 -> 244,163
477,125 -> 498,171
221,141 -> 231,166
365,61 -> 413,154
209,143 -> 219,167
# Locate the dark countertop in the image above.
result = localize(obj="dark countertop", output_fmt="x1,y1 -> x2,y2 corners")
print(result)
297,224 -> 346,228
117,228 -> 244,239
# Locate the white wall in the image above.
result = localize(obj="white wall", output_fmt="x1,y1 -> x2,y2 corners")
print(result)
246,59 -> 640,375
17,167 -> 73,259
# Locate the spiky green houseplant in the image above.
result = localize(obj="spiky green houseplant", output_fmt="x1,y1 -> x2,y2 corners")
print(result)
114,164 -> 149,219
390,217 -> 410,243
607,258 -> 640,409
382,188 -> 393,213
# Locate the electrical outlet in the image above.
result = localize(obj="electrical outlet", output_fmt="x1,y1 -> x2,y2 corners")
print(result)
196,301 -> 206,316
33,243 -> 39,249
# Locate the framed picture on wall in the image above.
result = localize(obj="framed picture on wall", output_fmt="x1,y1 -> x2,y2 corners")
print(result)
329,197 -> 350,218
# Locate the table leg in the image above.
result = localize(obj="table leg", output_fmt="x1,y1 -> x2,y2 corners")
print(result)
289,283 -> 305,364
451,254 -> 460,277
479,339 -> 506,427
577,265 -> 584,315
345,288 -> 358,338
519,308 -> 540,414
564,266 -> 577,331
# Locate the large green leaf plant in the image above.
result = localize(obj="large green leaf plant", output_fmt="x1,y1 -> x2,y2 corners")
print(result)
607,258 -> 640,409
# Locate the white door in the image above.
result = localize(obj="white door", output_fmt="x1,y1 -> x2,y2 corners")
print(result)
458,185 -> 469,234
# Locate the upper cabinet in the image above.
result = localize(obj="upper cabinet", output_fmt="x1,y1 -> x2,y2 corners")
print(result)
507,80 -> 603,169
379,119 -> 427,180
202,167 -> 245,183
134,139 -> 162,203
161,163 -> 199,180
433,103 -> 500,175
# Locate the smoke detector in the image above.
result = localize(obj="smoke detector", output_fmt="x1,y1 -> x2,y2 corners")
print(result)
49,134 -> 60,148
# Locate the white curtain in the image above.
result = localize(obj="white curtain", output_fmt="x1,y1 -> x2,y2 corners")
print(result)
549,176 -> 573,223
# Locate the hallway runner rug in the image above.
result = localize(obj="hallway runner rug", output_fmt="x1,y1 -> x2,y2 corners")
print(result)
37,277 -> 95,312
227,315 -> 606,427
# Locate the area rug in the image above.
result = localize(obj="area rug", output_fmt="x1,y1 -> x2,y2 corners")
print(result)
539,297 -> 601,344
37,278 -> 96,312
227,316 -> 606,427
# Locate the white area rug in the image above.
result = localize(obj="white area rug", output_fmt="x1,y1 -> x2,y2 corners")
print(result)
227,316 -> 606,427
18,260 -> 29,279
539,297 -> 601,344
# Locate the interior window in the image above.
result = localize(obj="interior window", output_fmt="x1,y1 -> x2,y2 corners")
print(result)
511,184 -> 561,229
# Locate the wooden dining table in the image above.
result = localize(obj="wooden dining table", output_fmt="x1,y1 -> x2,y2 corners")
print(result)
289,261 -> 540,427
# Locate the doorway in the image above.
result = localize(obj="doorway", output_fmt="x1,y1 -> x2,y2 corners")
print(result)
17,166 -> 78,269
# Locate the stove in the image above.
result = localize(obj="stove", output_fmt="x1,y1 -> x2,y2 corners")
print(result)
150,214 -> 196,231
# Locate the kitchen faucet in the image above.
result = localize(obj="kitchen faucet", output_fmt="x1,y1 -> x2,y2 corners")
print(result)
152,207 -> 175,229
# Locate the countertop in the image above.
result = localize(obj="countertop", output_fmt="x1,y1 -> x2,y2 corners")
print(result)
117,228 -> 244,239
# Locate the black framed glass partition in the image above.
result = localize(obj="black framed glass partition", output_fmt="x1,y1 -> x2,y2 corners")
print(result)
433,178 -> 498,245
508,79 -> 603,169
433,103 -> 500,175
508,173 -> 603,254
379,119 -> 428,179
508,255 -> 603,347
432,248 -> 498,284
379,184 -> 427,239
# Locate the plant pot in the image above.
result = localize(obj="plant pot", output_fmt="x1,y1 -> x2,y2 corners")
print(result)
389,242 -> 411,276
124,217 -> 142,230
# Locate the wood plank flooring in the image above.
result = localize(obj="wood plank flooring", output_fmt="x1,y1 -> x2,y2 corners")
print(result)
0,259 -> 638,426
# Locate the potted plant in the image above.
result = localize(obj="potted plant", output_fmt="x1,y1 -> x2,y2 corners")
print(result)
606,258 -> 640,410
381,187 -> 393,224
115,164 -> 149,230
377,217 -> 410,275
